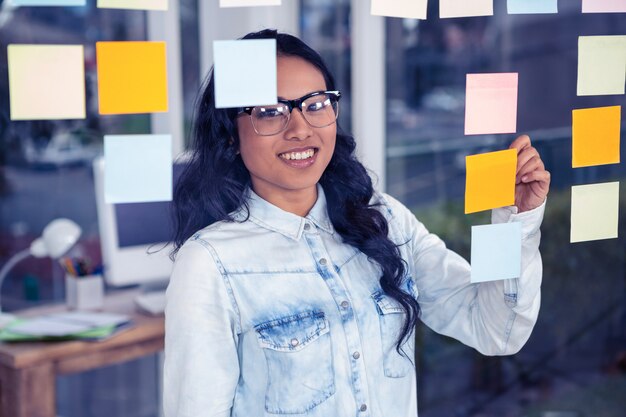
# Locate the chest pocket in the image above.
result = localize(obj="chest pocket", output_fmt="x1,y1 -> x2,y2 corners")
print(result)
371,290 -> 416,378
255,310 -> 335,414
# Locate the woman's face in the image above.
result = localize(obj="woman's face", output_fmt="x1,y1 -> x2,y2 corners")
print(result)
236,55 -> 337,201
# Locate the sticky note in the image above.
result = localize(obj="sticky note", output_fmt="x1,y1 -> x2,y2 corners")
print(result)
465,73 -> 518,135
8,45 -> 85,120
572,106 -> 621,168
96,41 -> 168,114
471,222 -> 522,283
104,134 -> 172,204
219,0 -> 280,7
440,0 -> 493,18
7,0 -> 85,5
571,182 -> 619,243
465,149 -> 517,214
577,35 -> 626,96
97,0 -> 168,10
213,39 -> 277,109
582,0 -> 626,13
507,0 -> 557,14
371,0 -> 428,19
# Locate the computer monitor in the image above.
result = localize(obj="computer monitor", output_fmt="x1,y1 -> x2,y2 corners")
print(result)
93,156 -> 186,288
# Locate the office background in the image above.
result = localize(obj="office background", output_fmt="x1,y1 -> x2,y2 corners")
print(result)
0,0 -> 625,416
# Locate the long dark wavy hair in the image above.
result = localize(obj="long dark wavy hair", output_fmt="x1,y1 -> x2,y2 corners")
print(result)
170,29 -> 420,356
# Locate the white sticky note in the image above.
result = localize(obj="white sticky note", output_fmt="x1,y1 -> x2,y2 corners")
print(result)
219,0 -> 280,7
440,0 -> 493,18
471,222 -> 522,283
571,182 -> 619,243
104,134 -> 173,204
507,0 -> 558,14
582,0 -> 626,13
371,0 -> 428,19
213,39 -> 277,108
97,0 -> 168,10
8,0 -> 85,5
8,45 -> 86,120
577,35 -> 626,96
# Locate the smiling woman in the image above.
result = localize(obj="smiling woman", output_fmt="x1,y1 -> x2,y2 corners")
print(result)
163,29 -> 549,417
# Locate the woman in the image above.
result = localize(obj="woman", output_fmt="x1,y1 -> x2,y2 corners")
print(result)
164,29 -> 550,417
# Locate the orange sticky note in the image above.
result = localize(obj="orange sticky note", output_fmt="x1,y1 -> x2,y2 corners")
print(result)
465,149 -> 517,214
96,41 -> 168,115
572,106 -> 621,168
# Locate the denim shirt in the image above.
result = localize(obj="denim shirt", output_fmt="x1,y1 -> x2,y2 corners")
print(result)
164,183 -> 545,417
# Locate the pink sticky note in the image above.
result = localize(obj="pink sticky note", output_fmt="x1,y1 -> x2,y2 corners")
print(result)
582,0 -> 626,13
465,73 -> 518,135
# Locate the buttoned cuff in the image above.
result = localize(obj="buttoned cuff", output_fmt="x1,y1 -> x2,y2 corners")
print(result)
491,199 -> 546,238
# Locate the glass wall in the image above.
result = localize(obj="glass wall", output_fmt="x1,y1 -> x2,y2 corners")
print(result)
385,2 -> 626,417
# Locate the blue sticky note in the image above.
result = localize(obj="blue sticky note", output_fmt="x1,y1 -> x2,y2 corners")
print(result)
470,222 -> 522,283
104,134 -> 172,204
507,0 -> 557,14
213,39 -> 277,109
8,0 -> 86,5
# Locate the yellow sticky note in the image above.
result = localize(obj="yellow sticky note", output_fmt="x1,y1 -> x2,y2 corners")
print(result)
96,41 -> 168,115
8,44 -> 85,120
571,182 -> 619,243
572,106 -> 621,168
97,0 -> 167,10
465,149 -> 517,214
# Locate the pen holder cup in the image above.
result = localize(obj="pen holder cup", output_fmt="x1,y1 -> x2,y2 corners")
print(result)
65,274 -> 104,310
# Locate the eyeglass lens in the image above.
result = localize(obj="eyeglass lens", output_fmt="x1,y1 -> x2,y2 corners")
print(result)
250,93 -> 339,136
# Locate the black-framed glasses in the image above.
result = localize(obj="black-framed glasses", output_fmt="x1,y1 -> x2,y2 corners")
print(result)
237,90 -> 341,136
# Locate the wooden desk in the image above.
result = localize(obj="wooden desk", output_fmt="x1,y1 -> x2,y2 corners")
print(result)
0,288 -> 164,417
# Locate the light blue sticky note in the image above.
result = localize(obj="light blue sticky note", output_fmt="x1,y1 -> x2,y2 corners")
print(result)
470,222 -> 522,283
104,134 -> 172,204
507,0 -> 557,13
213,39 -> 277,109
8,0 -> 86,6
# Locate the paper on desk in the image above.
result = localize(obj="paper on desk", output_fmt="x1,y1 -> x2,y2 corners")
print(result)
9,317 -> 93,337
8,0 -> 85,5
8,44 -> 86,121
440,0 -> 493,18
582,0 -> 626,13
465,148 -> 517,214
571,182 -> 619,243
97,0 -> 168,10
572,105 -> 621,168
507,0 -> 557,14
465,73 -> 518,135
213,39 -> 277,108
49,311 -> 131,327
104,134 -> 173,204
96,41 -> 168,114
471,222 -> 522,283
371,0 -> 428,19
577,35 -> 626,96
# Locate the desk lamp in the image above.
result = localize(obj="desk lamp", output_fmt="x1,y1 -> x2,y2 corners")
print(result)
0,218 -> 81,328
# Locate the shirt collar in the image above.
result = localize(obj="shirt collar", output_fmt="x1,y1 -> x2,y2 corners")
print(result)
238,183 -> 334,241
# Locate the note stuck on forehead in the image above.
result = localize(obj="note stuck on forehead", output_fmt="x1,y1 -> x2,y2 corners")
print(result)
507,0 -> 558,14
97,0 -> 168,10
470,222 -> 522,283
577,35 -> 626,96
213,39 -> 277,109
582,0 -> 626,13
371,0 -> 428,19
96,41 -> 169,115
570,182 -> 619,243
104,134 -> 173,204
220,0 -> 281,7
465,73 -> 518,135
8,0 -> 85,5
572,106 -> 621,168
8,45 -> 86,120
465,149 -> 517,214
440,0 -> 493,18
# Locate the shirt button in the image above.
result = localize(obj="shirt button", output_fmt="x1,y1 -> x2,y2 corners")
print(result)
319,258 -> 327,265
360,404 -> 367,412
303,223 -> 311,231
290,338 -> 299,347
353,351 -> 360,359
340,300 -> 349,308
